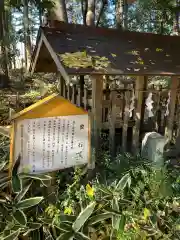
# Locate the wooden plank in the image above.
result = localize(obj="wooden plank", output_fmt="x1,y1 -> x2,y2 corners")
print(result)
109,89 -> 117,157
91,75 -> 103,160
132,76 -> 147,153
122,87 -> 131,151
30,36 -> 43,74
165,76 -> 179,141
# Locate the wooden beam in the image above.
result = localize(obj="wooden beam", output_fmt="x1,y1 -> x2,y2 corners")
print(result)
91,75 -> 103,159
165,76 -> 179,141
30,36 -> 43,74
42,33 -> 70,84
132,76 -> 147,153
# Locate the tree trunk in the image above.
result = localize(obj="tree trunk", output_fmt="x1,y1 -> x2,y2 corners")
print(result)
0,0 -> 9,88
23,0 -> 32,71
86,0 -> 95,26
50,0 -> 68,22
116,0 -> 123,29
174,0 -> 180,35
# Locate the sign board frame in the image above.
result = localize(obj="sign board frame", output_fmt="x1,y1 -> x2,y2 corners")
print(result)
9,93 -> 91,174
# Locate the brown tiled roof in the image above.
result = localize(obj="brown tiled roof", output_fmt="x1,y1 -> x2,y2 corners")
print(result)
31,22 -> 180,76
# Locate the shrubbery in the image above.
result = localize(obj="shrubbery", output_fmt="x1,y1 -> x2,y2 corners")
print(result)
0,137 -> 179,239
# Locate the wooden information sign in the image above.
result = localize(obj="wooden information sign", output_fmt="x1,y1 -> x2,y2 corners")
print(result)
10,94 -> 90,174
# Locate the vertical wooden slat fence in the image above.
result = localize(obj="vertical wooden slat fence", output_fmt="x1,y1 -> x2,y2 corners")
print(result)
57,75 -> 180,155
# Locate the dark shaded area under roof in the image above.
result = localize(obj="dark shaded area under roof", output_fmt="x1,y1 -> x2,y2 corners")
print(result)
30,21 -> 180,76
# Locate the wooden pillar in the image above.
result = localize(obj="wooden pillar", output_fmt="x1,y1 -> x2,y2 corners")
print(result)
91,75 -> 103,160
57,75 -> 64,96
132,76 -> 147,153
84,87 -> 88,110
109,89 -> 116,157
63,80 -> 67,98
165,76 -> 179,141
122,86 -> 131,152
67,84 -> 72,101
77,76 -> 84,107
72,85 -> 76,104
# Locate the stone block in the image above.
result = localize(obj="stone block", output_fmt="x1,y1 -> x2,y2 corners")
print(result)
141,132 -> 166,166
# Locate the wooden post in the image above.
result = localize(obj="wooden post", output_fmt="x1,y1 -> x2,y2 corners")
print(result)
77,76 -> 84,107
84,87 -> 88,110
132,76 -> 147,153
67,84 -> 72,101
165,76 -> 179,141
57,76 -> 64,96
122,86 -> 131,152
72,85 -> 76,104
109,89 -> 117,157
91,75 -> 103,161
63,81 -> 67,98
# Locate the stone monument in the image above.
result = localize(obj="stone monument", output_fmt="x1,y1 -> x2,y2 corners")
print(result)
141,132 -> 166,167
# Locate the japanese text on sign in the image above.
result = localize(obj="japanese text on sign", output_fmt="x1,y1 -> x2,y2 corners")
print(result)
14,115 -> 89,173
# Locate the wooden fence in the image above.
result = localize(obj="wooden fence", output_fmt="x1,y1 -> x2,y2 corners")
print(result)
59,76 -> 180,154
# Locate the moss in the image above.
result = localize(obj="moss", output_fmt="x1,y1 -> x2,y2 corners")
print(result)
59,51 -> 111,71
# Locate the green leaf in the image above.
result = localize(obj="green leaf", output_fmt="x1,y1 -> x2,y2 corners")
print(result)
0,161 -> 7,171
115,173 -> 131,191
20,173 -> 52,181
3,229 -> 20,240
38,217 -> 52,225
27,222 -> 42,230
56,232 -> 74,240
13,209 -> 27,226
55,222 -> 72,232
0,177 -> 11,188
118,215 -> 126,232
0,178 -> 10,189
144,208 -> 151,220
74,232 -> 90,240
59,214 -> 76,223
88,213 -> 113,225
16,197 -> 44,210
14,180 -> 33,203
72,201 -> 96,232
11,155 -> 22,193
97,186 -> 112,196
112,198 -> 120,230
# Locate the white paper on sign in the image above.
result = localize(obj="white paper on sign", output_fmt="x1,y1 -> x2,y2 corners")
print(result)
14,115 -> 89,174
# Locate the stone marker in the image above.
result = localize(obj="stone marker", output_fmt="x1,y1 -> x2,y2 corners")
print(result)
141,132 -> 166,166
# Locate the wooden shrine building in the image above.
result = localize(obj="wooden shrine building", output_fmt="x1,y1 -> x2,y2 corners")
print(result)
29,21 -> 180,155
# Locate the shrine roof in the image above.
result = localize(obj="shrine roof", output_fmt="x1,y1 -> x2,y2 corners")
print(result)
30,21 -> 180,76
